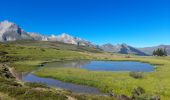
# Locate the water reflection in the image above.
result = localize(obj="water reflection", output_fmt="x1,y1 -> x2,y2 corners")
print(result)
21,61 -> 154,94
44,60 -> 91,68
44,61 -> 154,72
22,73 -> 101,94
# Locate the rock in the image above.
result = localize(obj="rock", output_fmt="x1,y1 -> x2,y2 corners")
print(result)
0,64 -> 14,79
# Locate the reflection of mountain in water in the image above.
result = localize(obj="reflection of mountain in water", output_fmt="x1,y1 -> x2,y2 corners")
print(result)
45,60 -> 91,68
60,61 -> 91,68
46,61 -> 154,72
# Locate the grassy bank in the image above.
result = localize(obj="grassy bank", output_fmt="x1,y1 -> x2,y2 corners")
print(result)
0,92 -> 15,100
0,42 -> 95,72
35,57 -> 170,99
0,42 -> 117,100
0,62 -> 116,100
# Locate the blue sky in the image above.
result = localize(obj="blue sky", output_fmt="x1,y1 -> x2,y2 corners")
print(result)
0,0 -> 170,47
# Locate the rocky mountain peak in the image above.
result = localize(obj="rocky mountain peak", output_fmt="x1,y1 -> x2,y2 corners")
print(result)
0,20 -> 15,26
117,43 -> 128,47
0,20 -> 95,46
0,20 -> 19,34
0,20 -> 33,41
60,33 -> 72,38
103,43 -> 113,46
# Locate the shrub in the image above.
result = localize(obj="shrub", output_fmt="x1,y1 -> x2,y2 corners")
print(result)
153,48 -> 167,56
40,49 -> 45,52
21,89 -> 67,100
129,72 -> 143,79
131,87 -> 160,100
132,87 -> 145,96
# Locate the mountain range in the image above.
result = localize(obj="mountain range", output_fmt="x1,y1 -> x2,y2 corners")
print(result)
0,20 -> 169,56
139,45 -> 170,55
100,43 -> 148,56
0,20 -> 94,47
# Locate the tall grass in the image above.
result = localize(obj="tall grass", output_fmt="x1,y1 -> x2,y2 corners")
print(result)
35,57 -> 170,100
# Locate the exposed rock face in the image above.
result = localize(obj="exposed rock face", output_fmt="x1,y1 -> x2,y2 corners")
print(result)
0,20 -> 33,41
47,33 -> 95,47
48,33 -> 78,44
100,43 -> 115,52
0,20 -> 95,47
0,64 -> 14,79
28,32 -> 48,41
101,43 -> 147,56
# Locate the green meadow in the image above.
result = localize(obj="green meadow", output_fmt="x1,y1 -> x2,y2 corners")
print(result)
35,57 -> 170,99
0,41 -> 170,99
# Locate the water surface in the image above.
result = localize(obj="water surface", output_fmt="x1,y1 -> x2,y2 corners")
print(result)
23,73 -> 101,94
44,61 -> 154,72
22,61 -> 154,94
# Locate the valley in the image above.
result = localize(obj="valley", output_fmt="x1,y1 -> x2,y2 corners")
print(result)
0,20 -> 170,100
1,0 -> 169,99
0,41 -> 170,100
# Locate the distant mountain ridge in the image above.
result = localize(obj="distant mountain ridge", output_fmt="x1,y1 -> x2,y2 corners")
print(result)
0,20 -> 169,56
0,20 -> 33,41
0,20 -> 95,47
139,45 -> 170,55
100,43 -> 148,56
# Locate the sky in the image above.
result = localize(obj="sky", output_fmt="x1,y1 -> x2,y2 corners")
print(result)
0,0 -> 170,47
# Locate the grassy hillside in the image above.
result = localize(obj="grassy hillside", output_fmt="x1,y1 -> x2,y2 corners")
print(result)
1,41 -> 170,99
0,41 -> 127,72
0,41 -> 117,100
5,41 -> 102,53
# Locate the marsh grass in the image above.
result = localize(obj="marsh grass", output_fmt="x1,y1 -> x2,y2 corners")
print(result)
0,77 -> 68,100
35,57 -> 170,99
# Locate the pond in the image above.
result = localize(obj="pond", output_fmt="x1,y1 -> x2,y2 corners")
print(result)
23,73 -> 101,94
22,61 -> 154,94
44,61 -> 154,72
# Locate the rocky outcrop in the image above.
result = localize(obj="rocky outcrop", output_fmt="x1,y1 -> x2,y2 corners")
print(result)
0,20 -> 33,41
0,64 -> 14,79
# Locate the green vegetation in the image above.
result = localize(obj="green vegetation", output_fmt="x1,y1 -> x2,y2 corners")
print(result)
0,63 -> 68,100
24,82 -> 49,89
153,48 -> 167,56
12,61 -> 43,72
0,77 -> 67,100
7,40 -> 102,53
35,57 -> 170,100
131,86 -> 160,100
0,41 -> 97,72
0,92 -> 15,100
0,42 -> 116,100
0,41 -> 170,99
